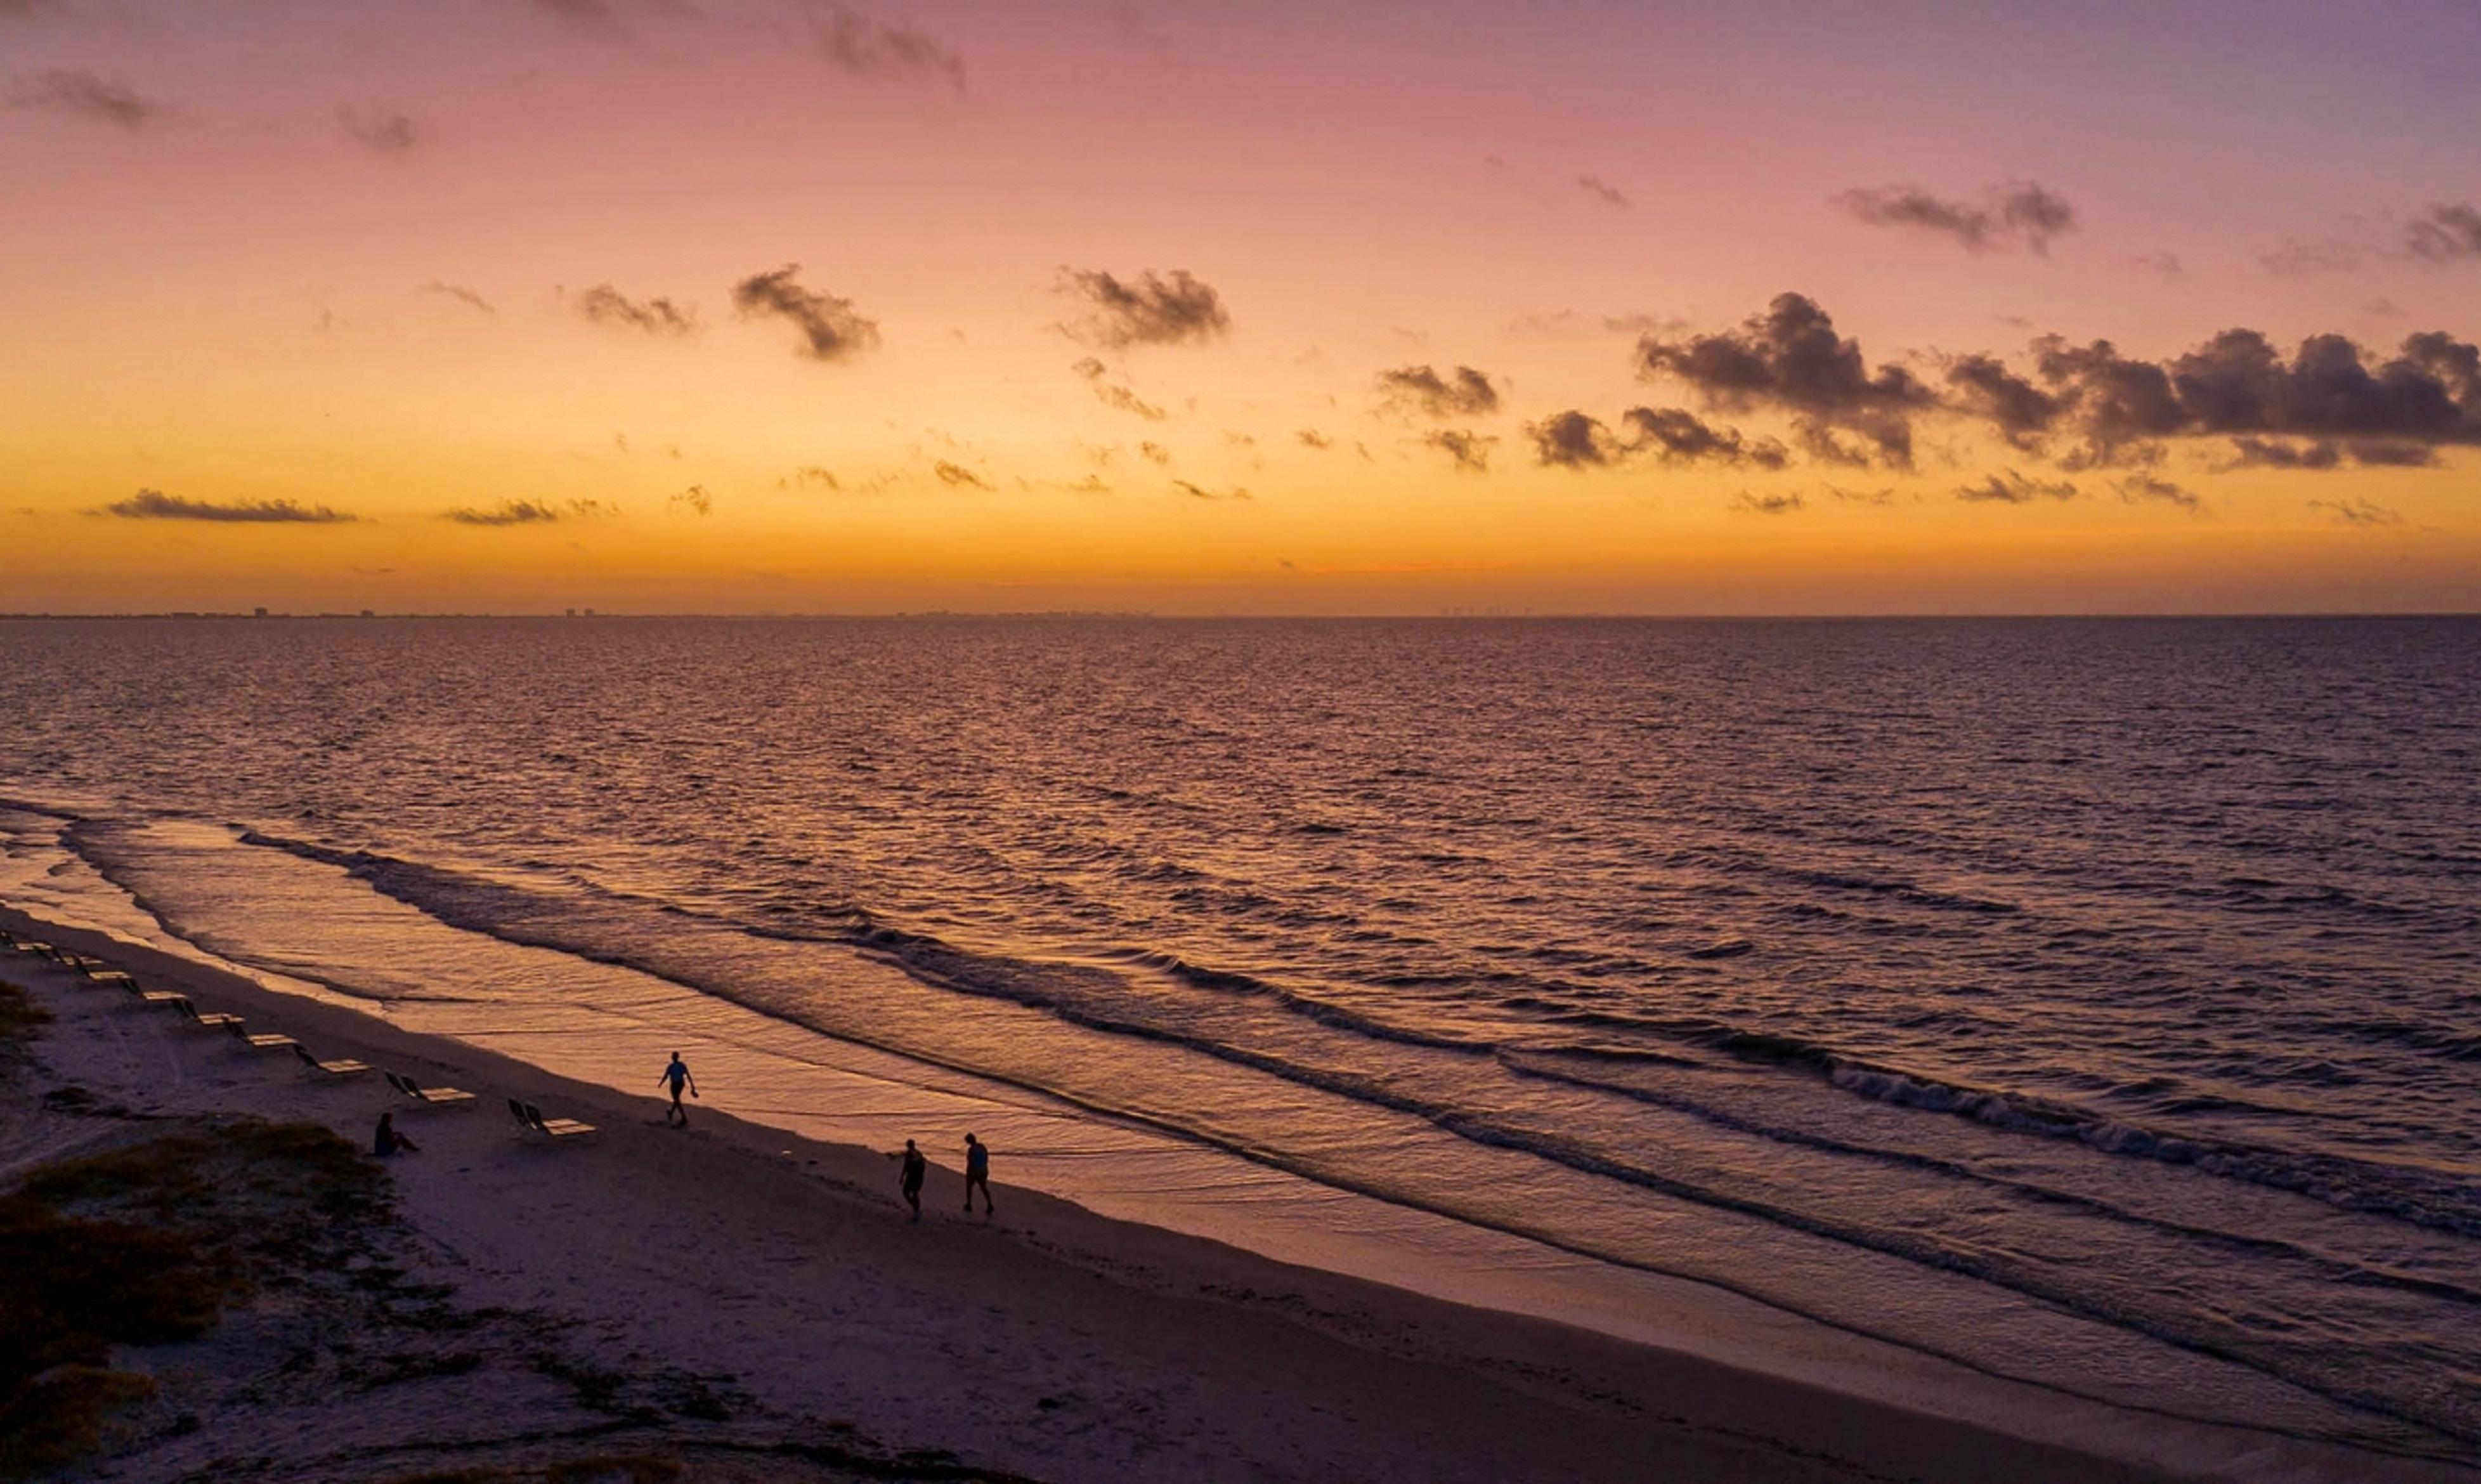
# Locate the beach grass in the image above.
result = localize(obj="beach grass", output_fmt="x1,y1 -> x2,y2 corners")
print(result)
0,1119 -> 388,1477
0,979 -> 51,1069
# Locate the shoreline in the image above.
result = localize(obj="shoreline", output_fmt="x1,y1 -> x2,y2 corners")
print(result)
4,901 -> 2467,1482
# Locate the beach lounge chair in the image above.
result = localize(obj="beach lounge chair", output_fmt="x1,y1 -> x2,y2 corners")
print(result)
84,969 -> 137,990
118,978 -> 188,1008
293,1045 -> 372,1077
17,941 -> 55,959
386,1071 -> 475,1107
508,1098 -> 594,1140
223,1019 -> 297,1051
171,997 -> 244,1031
62,953 -> 107,974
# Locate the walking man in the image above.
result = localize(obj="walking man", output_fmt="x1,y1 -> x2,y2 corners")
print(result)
658,1051 -> 698,1127
963,1132 -> 993,1216
898,1138 -> 927,1221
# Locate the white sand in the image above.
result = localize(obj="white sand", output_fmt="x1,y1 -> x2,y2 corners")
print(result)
4,909 -> 2465,1484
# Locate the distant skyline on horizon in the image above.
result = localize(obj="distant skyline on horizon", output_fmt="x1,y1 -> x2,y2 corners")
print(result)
6,0 -> 2478,615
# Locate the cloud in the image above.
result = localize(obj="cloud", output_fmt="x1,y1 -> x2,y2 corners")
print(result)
807,3 -> 967,93
669,485 -> 713,516
1138,441 -> 1171,465
1295,429 -> 1333,450
2215,436 -> 2435,471
1729,491 -> 1804,516
2133,252 -> 2185,278
1956,469 -> 2079,504
731,264 -> 879,361
1508,309 -> 1687,339
1835,181 -> 2077,254
783,465 -> 841,491
2262,240 -> 2360,276
420,281 -> 495,317
1423,429 -> 1495,472
1622,407 -> 1790,467
2309,497 -> 2403,526
1173,479 -> 1249,500
1057,268 -> 1230,349
932,461 -> 991,489
1636,294 -> 1930,466
103,489 -> 356,523
1576,173 -> 1631,210
2116,472 -> 2203,513
1527,410 -> 1621,469
1376,364 -> 1501,419
442,498 -> 614,526
338,104 -> 419,156
1071,358 -> 1167,420
1943,353 -> 2061,450
7,68 -> 157,128
571,283 -> 696,337
531,0 -> 618,25
2405,204 -> 2481,262
1825,484 -> 1898,505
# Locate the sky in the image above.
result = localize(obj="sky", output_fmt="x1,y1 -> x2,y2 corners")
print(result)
4,0 -> 2478,615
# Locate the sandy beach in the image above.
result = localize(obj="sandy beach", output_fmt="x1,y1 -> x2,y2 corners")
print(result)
1,904 -> 2465,1484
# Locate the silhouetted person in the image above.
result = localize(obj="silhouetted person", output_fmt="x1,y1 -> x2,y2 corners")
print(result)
373,1112 -> 419,1157
659,1051 -> 698,1126
898,1138 -> 927,1220
963,1132 -> 993,1216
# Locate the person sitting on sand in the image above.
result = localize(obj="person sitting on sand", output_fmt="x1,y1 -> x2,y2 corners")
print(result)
898,1138 -> 927,1221
963,1132 -> 993,1216
373,1112 -> 419,1157
658,1051 -> 698,1127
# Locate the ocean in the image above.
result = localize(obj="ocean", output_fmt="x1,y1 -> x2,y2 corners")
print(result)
3,616 -> 2475,1459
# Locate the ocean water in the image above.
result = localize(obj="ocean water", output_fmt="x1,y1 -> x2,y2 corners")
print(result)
3,616 -> 2476,1459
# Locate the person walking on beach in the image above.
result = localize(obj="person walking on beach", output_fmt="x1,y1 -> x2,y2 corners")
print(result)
963,1132 -> 993,1216
898,1138 -> 927,1221
658,1051 -> 698,1127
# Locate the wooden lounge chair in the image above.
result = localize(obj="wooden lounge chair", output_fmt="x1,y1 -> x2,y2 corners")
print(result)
222,1018 -> 296,1050
62,953 -> 107,975
509,1099 -> 594,1140
16,941 -> 55,959
171,996 -> 244,1031
117,977 -> 188,1008
85,969 -> 138,991
293,1045 -> 372,1077
385,1071 -> 474,1107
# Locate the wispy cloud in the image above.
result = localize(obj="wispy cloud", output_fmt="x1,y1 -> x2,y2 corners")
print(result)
1835,180 -> 2076,254
2309,496 -> 2403,527
1057,268 -> 1230,349
2116,472 -> 2204,513
420,281 -> 495,317
1423,429 -> 1496,472
1173,479 -> 1249,500
932,461 -> 991,489
1955,469 -> 2080,504
669,485 -> 713,516
1576,173 -> 1631,210
7,68 -> 158,129
441,498 -> 615,526
570,283 -> 697,337
338,104 -> 419,157
2404,203 -> 2481,263
1071,358 -> 1167,420
1729,491 -> 1804,516
102,489 -> 357,523
1376,364 -> 1501,419
806,2 -> 967,92
731,264 -> 878,361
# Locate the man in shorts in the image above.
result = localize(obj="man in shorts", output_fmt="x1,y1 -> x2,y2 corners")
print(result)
658,1051 -> 698,1127
963,1132 -> 993,1216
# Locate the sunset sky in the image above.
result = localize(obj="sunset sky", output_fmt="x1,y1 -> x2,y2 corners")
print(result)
5,0 -> 2478,614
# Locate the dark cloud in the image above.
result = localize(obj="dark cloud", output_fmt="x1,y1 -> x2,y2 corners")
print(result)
1622,407 -> 1790,467
1729,491 -> 1804,516
1296,429 -> 1334,450
1943,353 -> 2061,450
1376,364 -> 1501,419
421,281 -> 495,317
1636,294 -> 1930,466
1057,268 -> 1230,349
442,498 -> 613,526
571,283 -> 696,337
2310,497 -> 2403,526
1826,485 -> 1898,505
1423,429 -> 1495,472
103,489 -> 356,524
932,461 -> 990,489
2219,436 -> 2343,471
1956,469 -> 2079,504
8,68 -> 157,128
1071,358 -> 1166,420
1526,410 -> 1621,469
1835,181 -> 2077,254
2116,473 -> 2203,513
1173,479 -> 1249,500
338,105 -> 419,157
731,264 -> 878,361
1576,174 -> 1630,210
669,485 -> 713,516
2405,204 -> 2481,262
807,3 -> 966,93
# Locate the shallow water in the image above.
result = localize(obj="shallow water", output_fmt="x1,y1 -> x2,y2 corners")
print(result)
3,615 -> 2475,1457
